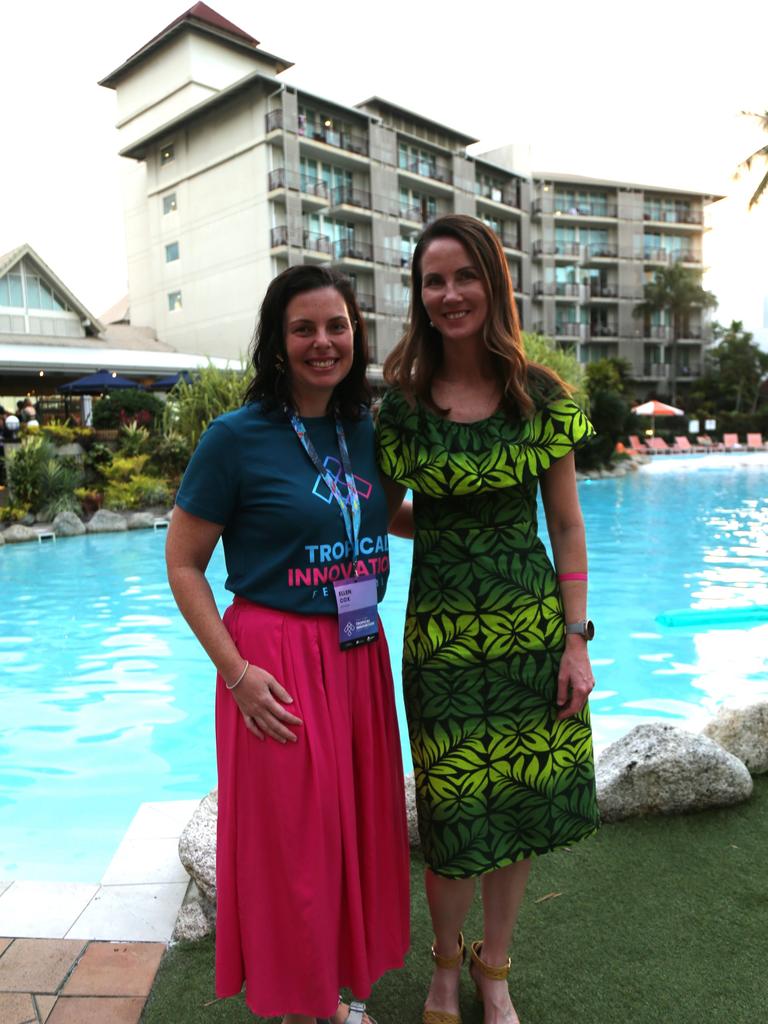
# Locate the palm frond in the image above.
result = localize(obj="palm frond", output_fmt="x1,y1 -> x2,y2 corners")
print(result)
748,167 -> 768,209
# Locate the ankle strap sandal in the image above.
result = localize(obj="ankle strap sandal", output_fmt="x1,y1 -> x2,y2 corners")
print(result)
422,933 -> 466,1024
469,940 -> 511,1003
328,996 -> 377,1024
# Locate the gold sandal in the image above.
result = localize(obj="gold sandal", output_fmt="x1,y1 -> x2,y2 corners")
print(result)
469,940 -> 511,1004
422,932 -> 466,1024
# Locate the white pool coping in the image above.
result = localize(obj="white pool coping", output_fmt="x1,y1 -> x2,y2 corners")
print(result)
0,798 -> 199,941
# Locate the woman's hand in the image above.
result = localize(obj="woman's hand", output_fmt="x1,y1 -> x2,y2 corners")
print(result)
555,639 -> 595,719
230,665 -> 303,743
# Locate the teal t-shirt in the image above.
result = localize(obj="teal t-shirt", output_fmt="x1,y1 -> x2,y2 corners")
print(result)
175,402 -> 390,615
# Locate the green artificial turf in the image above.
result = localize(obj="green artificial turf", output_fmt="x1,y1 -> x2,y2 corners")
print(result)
142,775 -> 768,1024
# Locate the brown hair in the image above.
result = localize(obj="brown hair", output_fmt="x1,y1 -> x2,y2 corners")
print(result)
244,265 -> 371,419
383,214 -> 569,418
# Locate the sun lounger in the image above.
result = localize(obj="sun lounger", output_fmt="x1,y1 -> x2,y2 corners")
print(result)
647,436 -> 672,454
746,433 -> 766,450
672,436 -> 699,453
628,434 -> 648,453
696,434 -> 723,451
722,433 -> 741,450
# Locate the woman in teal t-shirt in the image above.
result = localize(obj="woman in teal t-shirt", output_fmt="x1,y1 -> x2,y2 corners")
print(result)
166,266 -> 409,1024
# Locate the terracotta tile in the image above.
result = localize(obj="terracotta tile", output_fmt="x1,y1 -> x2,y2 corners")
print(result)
0,990 -> 37,1023
0,937 -> 13,956
63,941 -> 165,997
35,994 -> 58,1022
47,995 -> 145,1024
0,938 -> 85,993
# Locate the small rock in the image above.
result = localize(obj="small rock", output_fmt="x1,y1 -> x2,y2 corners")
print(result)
86,509 -> 128,533
178,789 -> 218,902
596,722 -> 753,822
53,511 -> 86,537
126,512 -> 155,530
172,893 -> 216,943
2,524 -> 38,543
703,702 -> 768,775
21,513 -> 36,526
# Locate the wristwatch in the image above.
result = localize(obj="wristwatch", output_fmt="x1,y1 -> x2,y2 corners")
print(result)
565,619 -> 595,641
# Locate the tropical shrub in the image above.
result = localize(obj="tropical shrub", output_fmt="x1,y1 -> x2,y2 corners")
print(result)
92,390 -> 165,430
118,421 -> 151,456
5,435 -> 83,516
103,476 -> 171,511
522,332 -> 586,400
146,432 -> 192,481
162,363 -> 250,448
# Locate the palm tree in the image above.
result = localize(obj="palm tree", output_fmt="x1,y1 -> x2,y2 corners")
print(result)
634,264 -> 718,405
736,111 -> 768,209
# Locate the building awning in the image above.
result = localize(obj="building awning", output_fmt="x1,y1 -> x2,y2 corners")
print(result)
0,342 -> 240,377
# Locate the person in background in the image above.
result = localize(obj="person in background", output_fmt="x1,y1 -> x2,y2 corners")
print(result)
377,214 -> 599,1024
165,265 -> 409,1024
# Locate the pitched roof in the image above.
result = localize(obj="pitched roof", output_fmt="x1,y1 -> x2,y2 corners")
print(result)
0,244 -> 104,334
99,3 -> 291,88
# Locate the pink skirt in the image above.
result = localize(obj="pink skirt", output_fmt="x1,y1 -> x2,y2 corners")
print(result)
214,598 -> 410,1018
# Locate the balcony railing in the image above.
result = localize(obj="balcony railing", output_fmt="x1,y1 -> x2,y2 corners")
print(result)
555,322 -> 582,337
353,292 -> 375,312
401,158 -> 452,185
477,182 -> 522,208
644,362 -> 671,378
554,199 -> 618,218
303,231 -> 332,254
589,284 -> 619,298
332,238 -> 373,262
533,240 -> 582,258
500,230 -> 521,250
299,118 -> 369,156
270,225 -> 289,248
585,242 -> 618,259
643,209 -> 703,225
648,325 -> 673,340
590,322 -> 619,337
266,109 -> 283,133
643,247 -> 699,263
399,205 -> 429,224
268,168 -> 332,199
330,185 -> 372,209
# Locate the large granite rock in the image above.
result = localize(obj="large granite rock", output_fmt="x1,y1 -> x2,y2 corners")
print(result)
703,703 -> 768,775
2,524 -> 38,543
53,510 -> 86,537
86,509 -> 128,533
596,723 -> 753,822
178,789 -> 218,903
171,881 -> 216,944
126,512 -> 155,530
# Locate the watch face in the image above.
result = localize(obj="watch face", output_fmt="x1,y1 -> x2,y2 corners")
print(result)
586,619 -> 595,640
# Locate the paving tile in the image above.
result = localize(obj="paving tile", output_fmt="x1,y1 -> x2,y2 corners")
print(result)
47,995 -> 145,1024
35,994 -> 58,1022
0,882 -> 99,939
0,938 -> 85,993
0,991 -> 37,1023
101,837 -> 189,885
63,941 -> 165,996
123,800 -> 199,840
0,937 -> 12,956
65,883 -> 187,942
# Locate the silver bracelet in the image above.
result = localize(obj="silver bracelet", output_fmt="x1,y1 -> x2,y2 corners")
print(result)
225,660 -> 249,690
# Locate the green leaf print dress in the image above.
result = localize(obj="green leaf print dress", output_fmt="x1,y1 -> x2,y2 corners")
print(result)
376,388 -> 600,878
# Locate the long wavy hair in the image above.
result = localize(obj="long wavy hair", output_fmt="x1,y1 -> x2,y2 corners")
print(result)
383,214 -> 569,418
244,265 -> 371,419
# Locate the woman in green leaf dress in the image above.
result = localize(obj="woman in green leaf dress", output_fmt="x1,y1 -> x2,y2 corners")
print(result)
377,215 -> 599,1024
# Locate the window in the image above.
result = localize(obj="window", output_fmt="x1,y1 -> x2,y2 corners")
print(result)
163,193 -> 177,214
160,144 -> 175,165
399,142 -> 438,179
0,273 -> 23,307
165,242 -> 180,263
168,291 -> 183,311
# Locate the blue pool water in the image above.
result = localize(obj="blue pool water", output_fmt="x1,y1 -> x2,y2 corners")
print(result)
1,454 -> 767,881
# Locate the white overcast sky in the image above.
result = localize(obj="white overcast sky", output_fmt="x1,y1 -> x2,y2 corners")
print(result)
2,0 -> 767,338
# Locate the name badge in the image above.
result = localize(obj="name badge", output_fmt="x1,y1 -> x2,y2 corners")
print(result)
333,576 -> 379,650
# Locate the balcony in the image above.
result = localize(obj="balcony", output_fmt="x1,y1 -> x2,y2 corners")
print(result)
353,291 -> 375,313
590,322 -> 619,337
643,208 -> 703,226
555,322 -> 583,338
266,109 -> 283,133
401,158 -> 452,185
328,185 -> 372,213
500,229 -> 521,251
533,240 -> 582,259
270,225 -> 289,248
302,231 -> 332,255
332,238 -> 373,262
554,199 -> 618,218
399,204 -> 429,224
589,284 -> 619,299
647,325 -> 673,340
643,247 -> 699,263
299,118 -> 369,157
268,168 -> 331,201
644,362 -> 671,378
584,242 -> 618,260
477,182 -> 521,208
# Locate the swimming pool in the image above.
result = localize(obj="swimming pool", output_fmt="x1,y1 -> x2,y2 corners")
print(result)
1,454 -> 767,881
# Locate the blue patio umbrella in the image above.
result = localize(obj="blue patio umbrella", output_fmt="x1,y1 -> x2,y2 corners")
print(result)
58,369 -> 141,394
149,370 -> 193,390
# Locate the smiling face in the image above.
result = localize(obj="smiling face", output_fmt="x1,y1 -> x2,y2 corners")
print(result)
284,286 -> 355,416
420,236 -> 489,347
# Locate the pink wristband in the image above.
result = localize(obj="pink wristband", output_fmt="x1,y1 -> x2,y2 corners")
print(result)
557,572 -> 588,582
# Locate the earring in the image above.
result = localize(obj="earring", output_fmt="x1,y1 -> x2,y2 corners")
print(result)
429,321 -> 434,327
275,353 -> 285,374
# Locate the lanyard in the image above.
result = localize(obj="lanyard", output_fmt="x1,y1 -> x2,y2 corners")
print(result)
286,407 -> 362,572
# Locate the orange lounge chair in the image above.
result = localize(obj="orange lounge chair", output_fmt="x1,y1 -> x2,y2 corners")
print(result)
672,436 -> 697,453
722,433 -> 741,450
746,433 -> 766,450
647,436 -> 672,454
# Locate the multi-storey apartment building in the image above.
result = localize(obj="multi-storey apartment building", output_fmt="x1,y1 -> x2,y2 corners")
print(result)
100,2 -> 718,396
